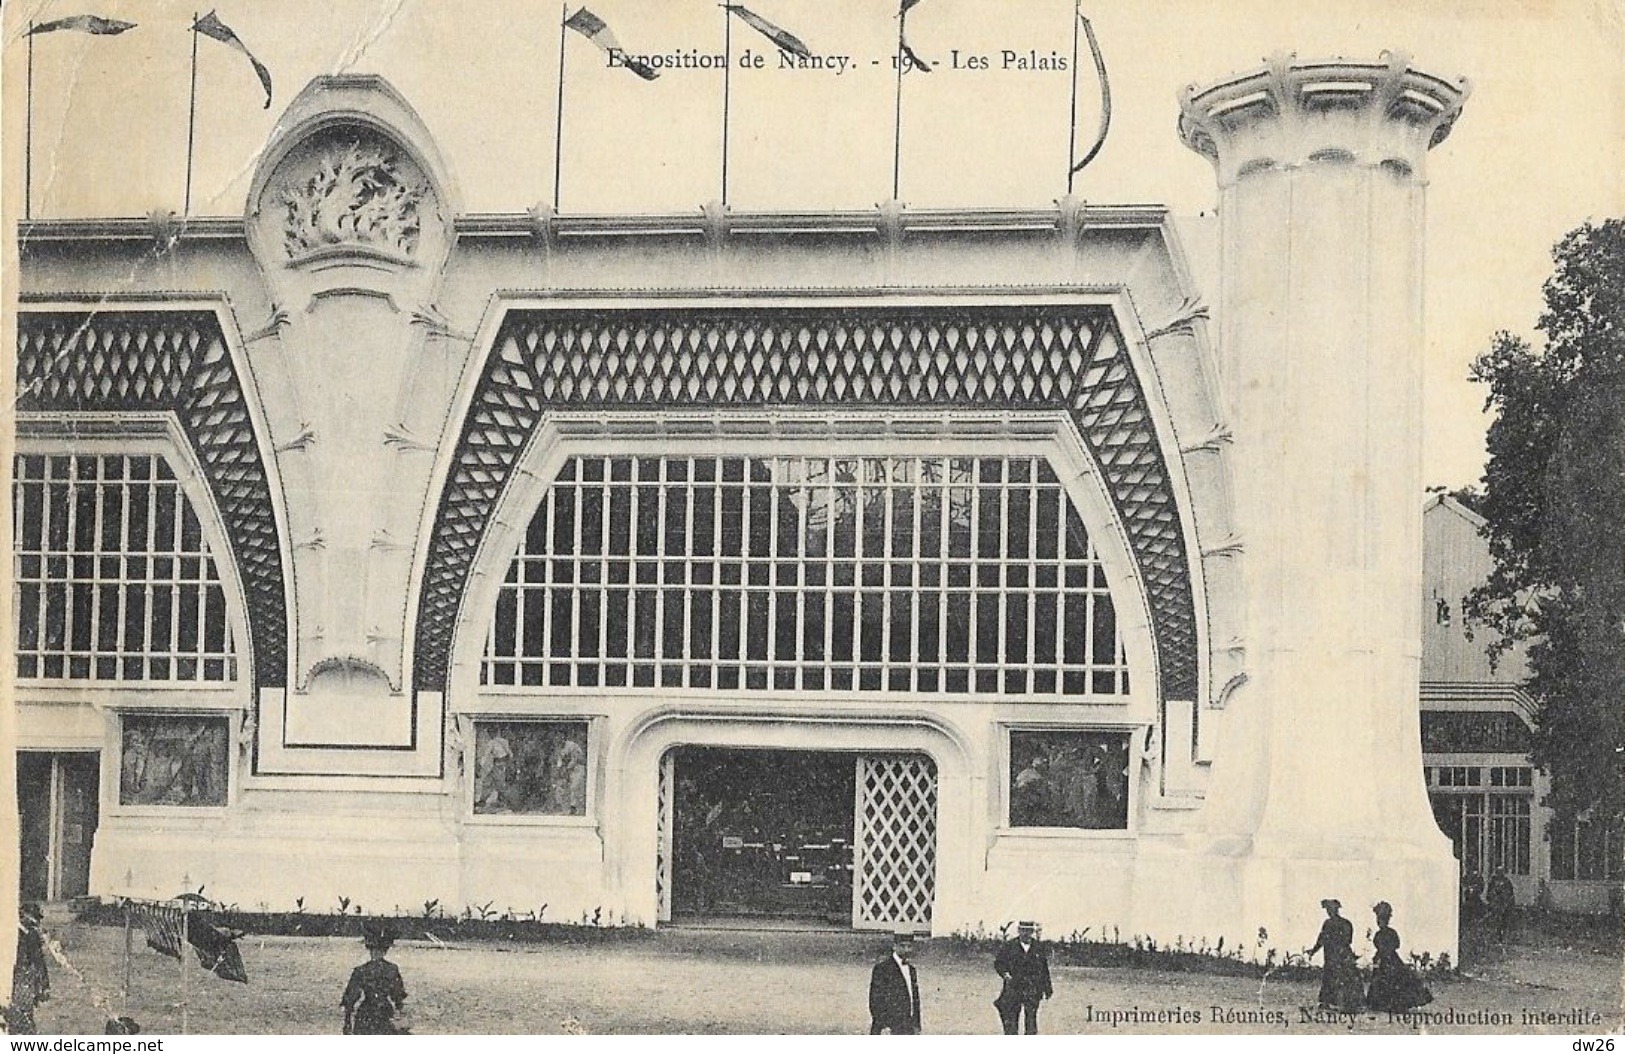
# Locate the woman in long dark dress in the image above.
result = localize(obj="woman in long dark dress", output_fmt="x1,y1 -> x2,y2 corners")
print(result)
1306,899 -> 1365,1011
342,924 -> 409,1035
1366,902 -> 1433,1012
7,904 -> 51,1035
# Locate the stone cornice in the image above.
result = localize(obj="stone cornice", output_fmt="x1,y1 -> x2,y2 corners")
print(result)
15,205 -> 1172,246
455,204 -> 1172,241
19,216 -> 247,245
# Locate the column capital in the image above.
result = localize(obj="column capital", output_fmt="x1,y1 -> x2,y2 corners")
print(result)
1178,51 -> 1469,184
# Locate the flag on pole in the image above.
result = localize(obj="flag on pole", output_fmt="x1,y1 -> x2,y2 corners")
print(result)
723,5 -> 810,60
898,0 -> 932,72
192,10 -> 272,108
564,7 -> 659,81
1068,8 -> 1112,185
23,13 -> 140,217
130,903 -> 186,960
28,14 -> 137,35
187,918 -> 249,984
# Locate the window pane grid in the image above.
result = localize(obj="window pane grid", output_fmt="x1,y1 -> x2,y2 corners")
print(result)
1487,794 -> 1531,876
14,455 -> 237,682
483,455 -> 1129,696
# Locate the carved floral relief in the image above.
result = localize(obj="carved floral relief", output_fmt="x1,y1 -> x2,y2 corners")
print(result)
280,140 -> 425,260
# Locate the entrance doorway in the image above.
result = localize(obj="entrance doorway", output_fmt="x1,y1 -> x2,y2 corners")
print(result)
17,752 -> 100,902
668,747 -> 855,924
658,747 -> 938,930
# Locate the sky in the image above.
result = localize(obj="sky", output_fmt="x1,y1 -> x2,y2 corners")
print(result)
5,0 -> 1623,487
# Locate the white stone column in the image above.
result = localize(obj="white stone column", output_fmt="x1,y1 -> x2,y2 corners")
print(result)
1177,53 -> 1469,956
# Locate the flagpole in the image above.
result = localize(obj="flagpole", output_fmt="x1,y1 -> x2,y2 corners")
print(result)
552,4 -> 571,212
185,13 -> 200,217
1066,0 -> 1081,195
891,11 -> 906,201
720,5 -> 733,206
179,902 -> 190,1034
25,21 -> 34,220
122,904 -> 133,1018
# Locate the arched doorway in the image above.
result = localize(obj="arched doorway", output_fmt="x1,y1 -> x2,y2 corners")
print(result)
656,747 -> 937,929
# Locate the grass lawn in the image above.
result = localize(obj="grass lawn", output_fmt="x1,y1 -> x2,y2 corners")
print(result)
25,914 -> 1623,1036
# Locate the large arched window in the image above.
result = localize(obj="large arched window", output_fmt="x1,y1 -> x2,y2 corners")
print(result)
482,454 -> 1129,696
13,454 -> 237,682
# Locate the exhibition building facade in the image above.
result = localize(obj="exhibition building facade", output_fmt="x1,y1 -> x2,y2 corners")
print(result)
13,56 -> 1477,954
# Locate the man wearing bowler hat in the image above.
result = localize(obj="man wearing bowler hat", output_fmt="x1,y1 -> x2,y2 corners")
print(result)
993,920 -> 1053,1034
869,932 -> 923,1034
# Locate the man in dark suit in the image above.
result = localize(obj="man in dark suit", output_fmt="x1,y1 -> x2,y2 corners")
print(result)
993,920 -> 1053,1034
869,932 -> 922,1034
1486,867 -> 1516,942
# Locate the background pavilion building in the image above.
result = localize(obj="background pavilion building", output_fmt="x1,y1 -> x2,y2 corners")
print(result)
13,55 -> 1477,956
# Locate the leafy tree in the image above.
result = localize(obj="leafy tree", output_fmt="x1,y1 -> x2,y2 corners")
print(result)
1466,219 -> 1625,826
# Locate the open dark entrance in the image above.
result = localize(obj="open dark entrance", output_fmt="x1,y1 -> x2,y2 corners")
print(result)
17,751 -> 100,902
669,747 -> 855,923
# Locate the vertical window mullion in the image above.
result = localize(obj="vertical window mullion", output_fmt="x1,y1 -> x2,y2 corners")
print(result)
823,467 -> 835,683
516,528 -> 530,680
938,462 -> 949,675
884,457 -> 897,682
909,460 -> 923,692
115,458 -> 129,665
684,465 -> 696,685
740,462 -> 753,680
543,476 -> 559,680
677,460 -> 691,681
997,463 -> 1009,683
1083,540 -> 1097,690
855,462 -> 868,682
34,470 -> 48,675
1053,482 -> 1068,674
648,462 -> 662,672
604,464 -> 614,678
795,462 -> 810,687
193,478 -> 207,673
88,457 -> 105,675
169,476 -> 182,671
766,460 -> 779,678
1026,459 -> 1038,684
967,466 -> 980,687
63,458 -> 78,668
143,457 -> 157,663
568,471 -> 584,685
711,458 -> 723,685
598,468 -> 611,681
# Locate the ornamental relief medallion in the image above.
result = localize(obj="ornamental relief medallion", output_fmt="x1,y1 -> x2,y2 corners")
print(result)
279,139 -> 425,261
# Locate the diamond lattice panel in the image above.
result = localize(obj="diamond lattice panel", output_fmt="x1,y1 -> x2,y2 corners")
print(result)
416,306 -> 1198,699
656,751 -> 674,923
854,755 -> 938,930
17,311 -> 288,688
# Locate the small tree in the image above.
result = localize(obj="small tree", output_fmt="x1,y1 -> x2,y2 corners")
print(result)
1467,218 -> 1625,827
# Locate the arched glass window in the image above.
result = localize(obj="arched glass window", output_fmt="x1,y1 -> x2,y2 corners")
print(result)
482,455 -> 1128,696
13,454 -> 237,682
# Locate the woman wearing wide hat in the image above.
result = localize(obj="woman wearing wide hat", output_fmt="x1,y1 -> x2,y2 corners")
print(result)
341,922 -> 409,1034
1306,899 -> 1364,1011
1365,902 -> 1433,1012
